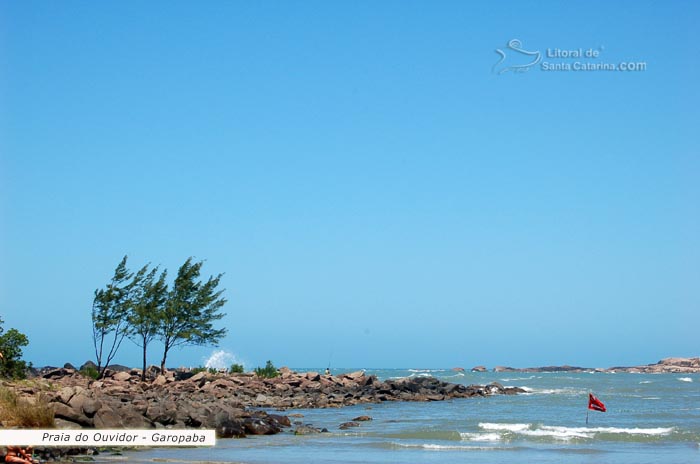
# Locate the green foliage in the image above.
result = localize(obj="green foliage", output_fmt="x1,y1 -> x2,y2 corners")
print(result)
157,258 -> 227,372
127,266 -> 168,381
229,363 -> 244,374
79,366 -> 99,380
0,317 -> 30,379
92,256 -> 142,379
254,360 -> 278,379
90,256 -> 228,375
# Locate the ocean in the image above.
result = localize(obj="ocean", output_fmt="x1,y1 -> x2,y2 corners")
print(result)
125,368 -> 700,464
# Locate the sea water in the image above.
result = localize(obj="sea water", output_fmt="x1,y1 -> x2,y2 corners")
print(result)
125,369 -> 700,464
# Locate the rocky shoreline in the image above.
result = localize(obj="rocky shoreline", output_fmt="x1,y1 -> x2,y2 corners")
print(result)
3,366 -> 524,441
477,357 -> 700,374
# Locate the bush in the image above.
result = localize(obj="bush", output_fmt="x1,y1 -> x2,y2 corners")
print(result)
229,363 -> 244,374
191,366 -> 219,375
0,387 -> 55,428
0,320 -> 30,379
254,360 -> 278,379
79,366 -> 99,380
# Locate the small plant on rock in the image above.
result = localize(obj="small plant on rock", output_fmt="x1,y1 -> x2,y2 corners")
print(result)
229,363 -> 244,374
254,360 -> 278,379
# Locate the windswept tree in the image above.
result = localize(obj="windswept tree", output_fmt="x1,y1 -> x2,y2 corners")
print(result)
0,317 -> 30,379
158,258 -> 227,372
127,266 -> 168,381
92,256 -> 146,379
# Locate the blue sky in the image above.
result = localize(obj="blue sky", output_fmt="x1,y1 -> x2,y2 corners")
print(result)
1,1 -> 698,370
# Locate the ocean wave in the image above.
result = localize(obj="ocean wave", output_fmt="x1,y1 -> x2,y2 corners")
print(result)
678,377 -> 693,382
517,387 -> 587,395
459,432 -> 502,442
387,442 -> 501,451
408,369 -> 446,373
472,423 -> 674,442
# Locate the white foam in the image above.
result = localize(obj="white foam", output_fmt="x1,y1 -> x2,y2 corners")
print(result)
476,423 -> 674,441
460,432 -> 502,442
479,423 -> 531,433
678,377 -> 693,382
392,443 -> 496,451
639,380 -> 652,384
542,426 -> 674,436
204,350 -> 245,370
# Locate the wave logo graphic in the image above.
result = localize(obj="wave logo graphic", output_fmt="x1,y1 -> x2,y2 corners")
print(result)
493,39 -> 541,74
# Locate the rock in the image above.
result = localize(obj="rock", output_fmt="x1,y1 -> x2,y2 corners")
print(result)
52,402 -> 93,427
243,417 -> 281,435
64,363 -> 77,370
471,366 -> 487,372
112,371 -> 132,382
57,386 -> 76,404
93,406 -> 123,428
306,372 -> 321,381
153,375 -> 167,386
339,421 -> 360,430
345,371 -> 365,380
216,418 -> 246,438
294,425 -> 322,435
80,361 -> 98,371
452,367 -> 465,372
268,414 -> 291,427
42,368 -> 73,379
352,415 -> 372,421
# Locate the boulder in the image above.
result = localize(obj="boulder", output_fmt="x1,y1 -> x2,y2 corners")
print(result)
94,406 -> 124,428
112,371 -> 132,382
80,361 -> 98,371
339,421 -> 360,430
52,402 -> 93,427
294,425 -> 323,435
471,366 -> 487,372
243,417 -> 281,435
352,416 -> 372,422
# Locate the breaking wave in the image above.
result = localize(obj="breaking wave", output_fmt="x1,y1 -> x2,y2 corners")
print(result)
471,423 -> 674,442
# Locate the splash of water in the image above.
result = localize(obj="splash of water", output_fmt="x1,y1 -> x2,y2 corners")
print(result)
204,350 -> 245,370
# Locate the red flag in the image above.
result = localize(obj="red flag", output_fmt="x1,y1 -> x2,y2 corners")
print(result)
588,393 -> 606,412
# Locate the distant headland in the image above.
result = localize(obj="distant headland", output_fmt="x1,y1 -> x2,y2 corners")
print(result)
468,357 -> 700,374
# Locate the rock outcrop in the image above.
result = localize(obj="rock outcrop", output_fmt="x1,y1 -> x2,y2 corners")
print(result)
485,357 -> 700,373
2,367 -> 524,441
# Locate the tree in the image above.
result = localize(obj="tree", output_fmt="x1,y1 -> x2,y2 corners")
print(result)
0,317 -> 30,379
158,258 -> 227,372
92,256 -> 146,379
127,266 -> 168,381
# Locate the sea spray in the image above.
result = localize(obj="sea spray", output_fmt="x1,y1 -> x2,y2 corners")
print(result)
204,350 -> 246,370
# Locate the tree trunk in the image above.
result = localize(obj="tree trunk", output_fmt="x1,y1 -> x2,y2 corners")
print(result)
142,343 -> 147,382
160,348 -> 168,374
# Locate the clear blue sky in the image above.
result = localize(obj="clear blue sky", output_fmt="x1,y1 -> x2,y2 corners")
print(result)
1,1 -> 698,370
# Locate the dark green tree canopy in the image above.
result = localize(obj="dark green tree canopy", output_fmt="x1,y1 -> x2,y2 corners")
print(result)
158,258 -> 227,372
0,316 -> 30,379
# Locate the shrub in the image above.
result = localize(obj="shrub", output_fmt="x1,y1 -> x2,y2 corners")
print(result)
254,360 -> 278,379
79,366 -> 99,380
229,363 -> 244,374
191,366 -> 207,375
0,387 -> 55,428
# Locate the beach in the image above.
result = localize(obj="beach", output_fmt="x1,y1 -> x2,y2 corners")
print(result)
121,368 -> 700,464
